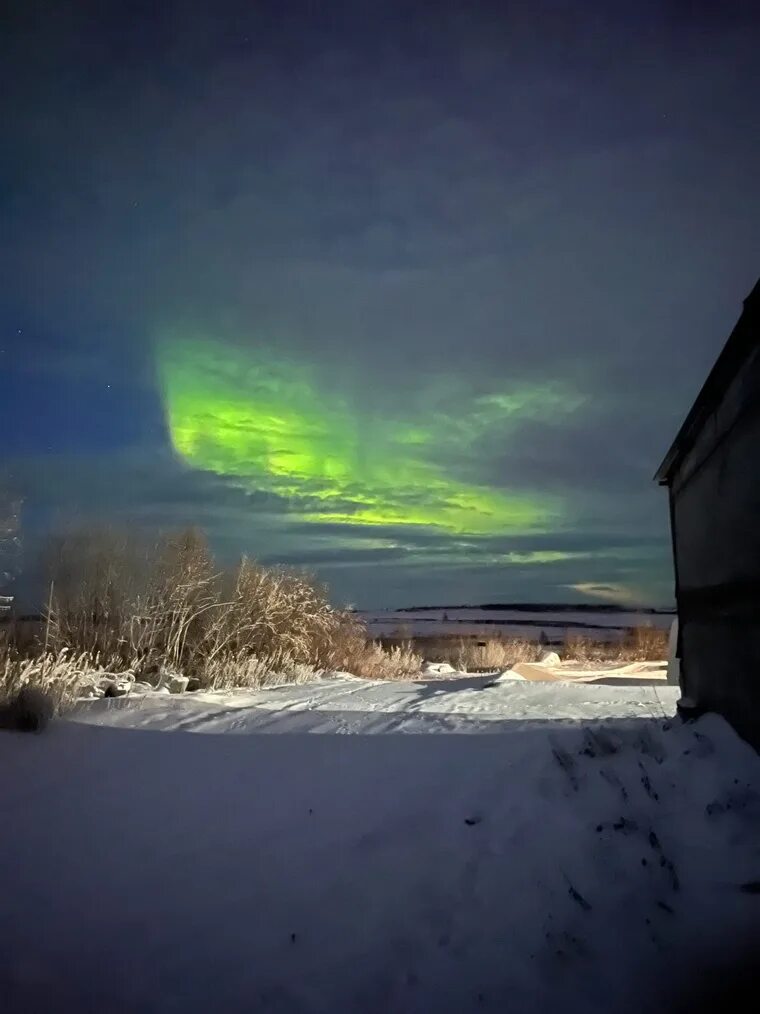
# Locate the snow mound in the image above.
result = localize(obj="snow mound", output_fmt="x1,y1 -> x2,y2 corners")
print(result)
491,669 -> 527,682
538,649 -> 561,665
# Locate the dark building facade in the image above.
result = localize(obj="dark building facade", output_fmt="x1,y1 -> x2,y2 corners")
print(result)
656,278 -> 760,746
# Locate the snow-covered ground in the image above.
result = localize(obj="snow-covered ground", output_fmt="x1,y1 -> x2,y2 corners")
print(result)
1,675 -> 758,1013
74,672 -> 677,734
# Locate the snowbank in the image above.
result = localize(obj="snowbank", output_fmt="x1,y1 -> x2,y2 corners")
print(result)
1,680 -> 757,1013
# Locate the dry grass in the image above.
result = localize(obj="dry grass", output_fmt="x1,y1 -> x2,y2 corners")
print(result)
197,650 -> 318,692
344,640 -> 423,680
380,627 -> 668,673
563,625 -> 668,663
0,647 -> 126,714
451,637 -> 542,672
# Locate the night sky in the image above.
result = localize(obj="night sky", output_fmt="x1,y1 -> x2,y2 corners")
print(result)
3,1 -> 759,608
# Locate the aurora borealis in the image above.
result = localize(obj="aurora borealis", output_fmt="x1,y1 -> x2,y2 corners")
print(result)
4,1 -> 760,607
158,335 -> 581,535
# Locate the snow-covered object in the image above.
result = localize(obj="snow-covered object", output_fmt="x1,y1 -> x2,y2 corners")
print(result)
537,649 -> 561,665
422,661 -> 457,675
99,677 -> 133,698
667,618 -> 681,687
130,682 -> 154,695
79,684 -> 105,701
80,675 -> 151,701
166,673 -> 189,694
154,668 -> 189,694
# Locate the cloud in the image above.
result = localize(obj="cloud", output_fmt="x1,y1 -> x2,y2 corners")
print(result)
568,582 -> 649,607
3,1 -> 758,605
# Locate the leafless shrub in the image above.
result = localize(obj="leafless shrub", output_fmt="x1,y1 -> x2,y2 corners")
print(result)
42,527 -> 156,659
205,558 -> 353,671
41,527 -> 348,669
42,526 -> 228,672
29,527 -> 415,693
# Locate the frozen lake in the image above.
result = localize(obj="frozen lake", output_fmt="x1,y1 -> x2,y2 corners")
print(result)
361,606 -> 675,642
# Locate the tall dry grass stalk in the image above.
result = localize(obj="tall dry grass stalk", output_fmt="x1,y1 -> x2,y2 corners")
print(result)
0,648 -> 111,713
343,640 -> 423,680
198,650 -> 318,692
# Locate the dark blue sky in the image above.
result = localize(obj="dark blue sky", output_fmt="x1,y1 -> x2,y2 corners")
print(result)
2,0 -> 759,607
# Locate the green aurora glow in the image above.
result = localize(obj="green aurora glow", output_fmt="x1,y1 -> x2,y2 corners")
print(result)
158,336 -> 583,536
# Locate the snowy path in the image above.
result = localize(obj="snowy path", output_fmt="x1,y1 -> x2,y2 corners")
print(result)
73,673 -> 678,735
1,679 -> 758,1013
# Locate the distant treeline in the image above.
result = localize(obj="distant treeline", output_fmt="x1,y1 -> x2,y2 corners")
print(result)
390,603 -> 676,614
370,616 -> 658,631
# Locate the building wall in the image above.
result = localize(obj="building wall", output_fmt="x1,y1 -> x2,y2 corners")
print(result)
670,345 -> 760,745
